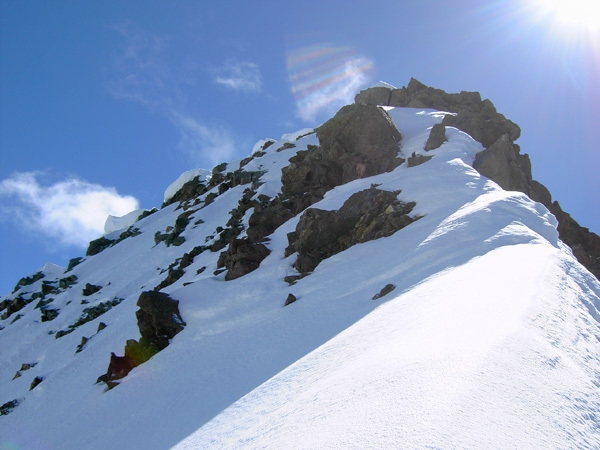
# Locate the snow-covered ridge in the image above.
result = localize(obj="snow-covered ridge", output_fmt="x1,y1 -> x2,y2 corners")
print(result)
1,99 -> 599,450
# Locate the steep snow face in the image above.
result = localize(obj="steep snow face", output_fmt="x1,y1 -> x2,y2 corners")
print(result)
1,107 -> 599,450
176,243 -> 600,450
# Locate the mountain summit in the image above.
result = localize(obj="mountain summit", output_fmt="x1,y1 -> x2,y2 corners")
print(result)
1,79 -> 600,449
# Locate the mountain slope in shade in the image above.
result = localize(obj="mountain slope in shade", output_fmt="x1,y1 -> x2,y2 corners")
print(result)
1,88 -> 599,449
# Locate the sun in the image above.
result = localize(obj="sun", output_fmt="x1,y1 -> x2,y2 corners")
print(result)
532,0 -> 600,33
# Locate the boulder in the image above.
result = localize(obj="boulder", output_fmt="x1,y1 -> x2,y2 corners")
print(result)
136,291 -> 186,351
82,283 -> 102,296
424,123 -> 447,151
217,238 -> 271,280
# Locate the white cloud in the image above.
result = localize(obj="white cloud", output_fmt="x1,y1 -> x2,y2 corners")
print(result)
213,61 -> 262,92
0,172 -> 139,249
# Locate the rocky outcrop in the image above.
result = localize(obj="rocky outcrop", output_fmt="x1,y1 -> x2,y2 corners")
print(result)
239,102 -> 406,257
217,238 -> 271,280
97,291 -> 185,389
550,202 -> 600,279
136,291 -> 186,351
355,77 -> 520,149
281,103 -> 403,215
473,134 -> 532,194
286,188 -> 417,273
424,123 -> 447,151
82,283 -> 102,296
357,79 -> 600,281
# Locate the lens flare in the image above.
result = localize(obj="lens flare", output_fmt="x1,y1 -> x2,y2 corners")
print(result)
286,40 -> 374,122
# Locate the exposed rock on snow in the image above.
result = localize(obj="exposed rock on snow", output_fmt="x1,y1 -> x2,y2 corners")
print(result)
217,238 -> 271,280
281,103 -> 403,214
97,291 -> 186,389
136,291 -> 186,351
424,123 -> 447,151
287,188 -> 417,273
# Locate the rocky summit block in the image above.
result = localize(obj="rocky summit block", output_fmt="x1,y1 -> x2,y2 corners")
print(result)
281,103 -> 404,214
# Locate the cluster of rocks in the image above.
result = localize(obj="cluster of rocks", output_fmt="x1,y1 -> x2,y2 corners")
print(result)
355,79 -> 600,280
215,103 -> 412,280
286,188 -> 418,273
97,291 -> 185,389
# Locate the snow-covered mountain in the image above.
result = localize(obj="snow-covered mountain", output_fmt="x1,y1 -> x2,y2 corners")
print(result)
1,80 -> 600,449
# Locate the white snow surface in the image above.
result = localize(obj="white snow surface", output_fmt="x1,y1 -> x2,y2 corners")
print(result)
1,108 -> 599,450
104,209 -> 146,234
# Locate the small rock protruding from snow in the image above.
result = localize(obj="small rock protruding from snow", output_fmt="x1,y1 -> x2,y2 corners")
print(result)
163,169 -> 211,204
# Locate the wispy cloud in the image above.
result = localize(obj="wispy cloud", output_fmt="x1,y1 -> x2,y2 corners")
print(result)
213,61 -> 262,92
107,22 -> 248,166
106,22 -> 169,107
167,111 -> 237,166
0,172 -> 139,249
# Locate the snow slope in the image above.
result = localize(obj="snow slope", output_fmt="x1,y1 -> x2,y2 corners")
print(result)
1,107 -> 599,449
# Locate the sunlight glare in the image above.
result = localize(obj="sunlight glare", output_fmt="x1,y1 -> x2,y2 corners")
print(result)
534,0 -> 600,32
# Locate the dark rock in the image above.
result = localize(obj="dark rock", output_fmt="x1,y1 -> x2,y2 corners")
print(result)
284,293 -> 297,306
82,283 -> 102,296
29,376 -> 45,391
424,123 -> 447,151
288,188 -> 418,273
97,322 -> 107,332
12,271 -> 44,293
66,257 -> 84,271
136,291 -> 186,351
550,202 -> 600,280
154,267 -> 184,291
40,307 -> 59,322
407,152 -> 434,167
76,336 -> 89,353
41,281 -> 58,295
217,238 -> 271,280
247,197 -> 294,242
373,284 -> 396,300
354,86 -> 394,106
86,237 -> 115,256
473,134 -> 531,193
0,398 -> 23,416
355,78 -> 520,149
280,103 -> 403,215
162,176 -> 208,208
0,296 -> 27,320
58,274 -> 78,289
97,352 -> 135,388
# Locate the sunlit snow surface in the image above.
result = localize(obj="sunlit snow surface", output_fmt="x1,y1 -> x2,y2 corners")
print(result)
1,108 -> 599,449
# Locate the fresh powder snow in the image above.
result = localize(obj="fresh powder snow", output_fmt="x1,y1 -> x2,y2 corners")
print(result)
1,107 -> 599,450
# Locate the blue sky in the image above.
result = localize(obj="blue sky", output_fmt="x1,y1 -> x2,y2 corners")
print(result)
1,0 -> 599,295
